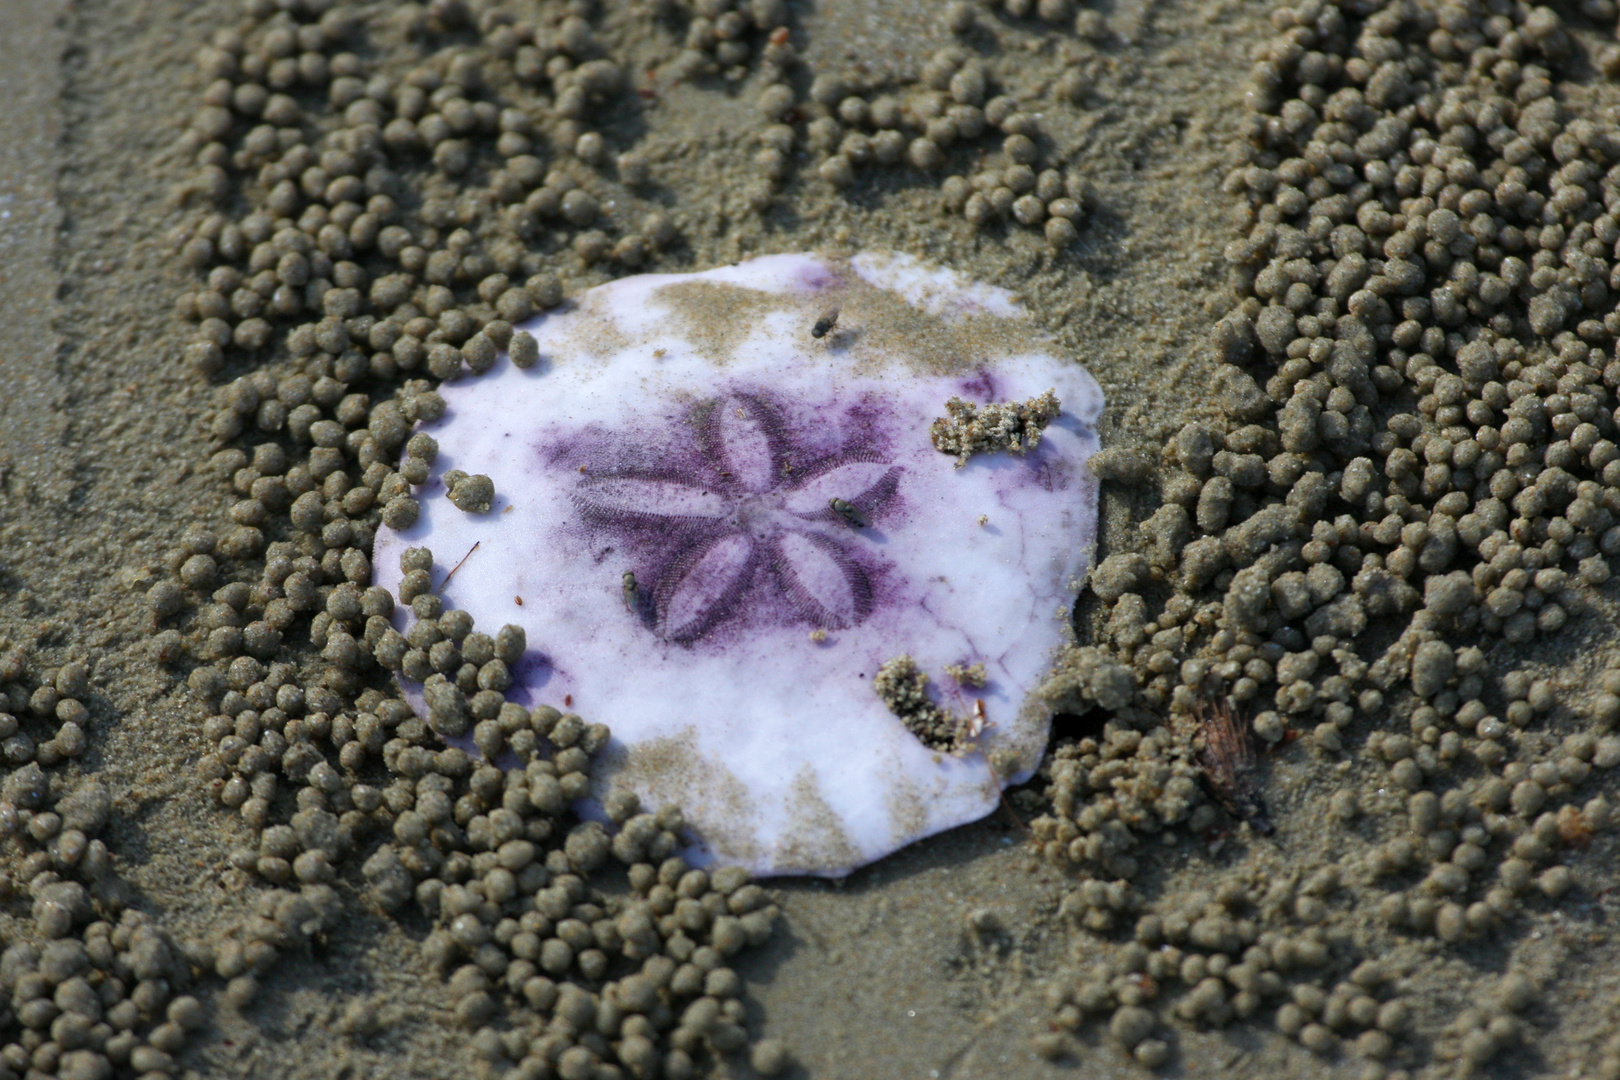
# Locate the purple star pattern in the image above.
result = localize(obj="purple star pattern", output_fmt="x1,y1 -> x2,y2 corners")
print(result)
572,393 -> 901,643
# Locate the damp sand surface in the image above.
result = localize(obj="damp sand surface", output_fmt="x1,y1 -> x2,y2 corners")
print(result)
5,1 -> 1620,1078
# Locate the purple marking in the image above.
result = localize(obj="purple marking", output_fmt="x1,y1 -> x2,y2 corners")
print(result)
563,392 -> 900,644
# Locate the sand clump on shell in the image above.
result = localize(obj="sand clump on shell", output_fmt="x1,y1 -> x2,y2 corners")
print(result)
929,388 -> 1063,466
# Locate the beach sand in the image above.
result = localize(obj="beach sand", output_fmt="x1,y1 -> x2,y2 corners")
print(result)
4,1 -> 1620,1078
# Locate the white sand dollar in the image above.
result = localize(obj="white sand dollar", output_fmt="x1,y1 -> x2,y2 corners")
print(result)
375,252 -> 1103,876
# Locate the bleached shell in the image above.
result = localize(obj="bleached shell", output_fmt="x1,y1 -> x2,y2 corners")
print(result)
374,252 -> 1103,877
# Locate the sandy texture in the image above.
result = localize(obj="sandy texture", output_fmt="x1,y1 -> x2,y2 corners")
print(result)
0,1 -> 71,508
6,1 -> 1620,1079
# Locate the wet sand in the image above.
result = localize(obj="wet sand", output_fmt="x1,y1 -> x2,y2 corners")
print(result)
4,1 -> 1620,1078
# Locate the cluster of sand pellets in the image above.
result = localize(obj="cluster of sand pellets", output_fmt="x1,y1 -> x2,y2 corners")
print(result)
1025,0 -> 1620,1074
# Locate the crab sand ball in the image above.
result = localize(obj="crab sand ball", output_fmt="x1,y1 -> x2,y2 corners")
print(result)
374,252 -> 1104,877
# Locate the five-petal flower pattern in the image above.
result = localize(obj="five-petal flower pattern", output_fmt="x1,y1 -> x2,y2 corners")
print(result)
573,393 -> 900,642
